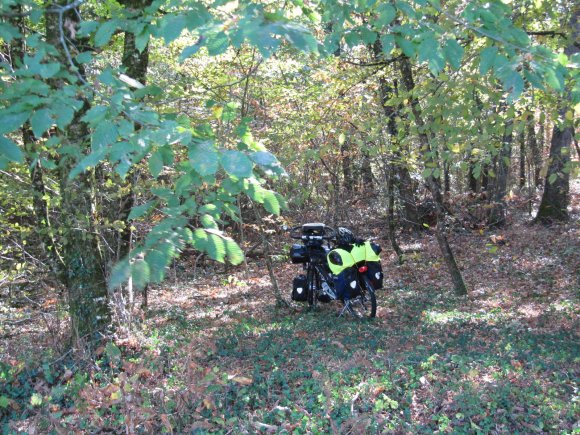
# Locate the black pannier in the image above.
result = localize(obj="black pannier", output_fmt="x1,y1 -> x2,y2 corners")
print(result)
292,274 -> 308,301
333,267 -> 360,300
290,244 -> 308,264
366,261 -> 384,290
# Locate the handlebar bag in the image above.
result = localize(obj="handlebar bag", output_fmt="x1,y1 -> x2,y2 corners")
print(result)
292,274 -> 308,301
290,244 -> 308,264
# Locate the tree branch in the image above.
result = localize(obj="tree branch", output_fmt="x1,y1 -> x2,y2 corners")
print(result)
525,30 -> 566,37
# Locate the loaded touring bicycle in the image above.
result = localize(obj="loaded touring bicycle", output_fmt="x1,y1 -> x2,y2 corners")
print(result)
288,223 -> 383,318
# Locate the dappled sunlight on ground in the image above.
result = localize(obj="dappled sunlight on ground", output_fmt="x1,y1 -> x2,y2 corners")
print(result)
1,209 -> 578,433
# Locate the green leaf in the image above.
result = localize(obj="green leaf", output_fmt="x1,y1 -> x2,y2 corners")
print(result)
376,4 -> 397,27
128,201 -> 156,221
131,259 -> 150,290
473,164 -> 481,180
0,112 -> 29,135
39,63 -> 60,79
92,121 -> 118,149
54,105 -> 75,130
0,136 -> 24,163
189,140 -> 219,176
95,20 -> 118,47
221,102 -> 239,122
145,249 -> 168,282
380,34 -> 395,54
206,231 -> 226,262
185,6 -> 212,29
360,27 -> 377,45
135,29 -> 150,53
418,37 -> 437,63
207,31 -> 229,56
201,214 -> 219,229
479,46 -> 498,75
250,151 -> 278,166
104,341 -> 122,367
75,51 -> 93,64
225,238 -> 244,265
82,105 -> 108,124
262,190 -> 280,215
30,109 -> 53,138
0,22 -> 21,42
221,150 -> 253,178
548,173 -> 558,184
221,178 -> 243,195
160,14 -> 186,44
149,150 -> 164,178
30,393 -> 43,407
180,43 -> 202,62
109,258 -> 130,289
277,23 -> 317,53
0,395 -> 10,409
199,204 -> 218,214
543,65 -> 565,91
68,147 -> 108,180
443,39 -> 464,70
395,35 -> 416,57
245,179 -> 265,202
395,0 -> 416,19
77,20 -> 99,37
418,37 -> 445,74
502,71 -> 525,101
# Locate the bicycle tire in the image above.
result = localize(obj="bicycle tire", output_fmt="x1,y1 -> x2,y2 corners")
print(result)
346,276 -> 377,319
306,265 -> 318,309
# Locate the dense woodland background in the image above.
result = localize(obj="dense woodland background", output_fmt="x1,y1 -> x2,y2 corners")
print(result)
0,0 -> 578,432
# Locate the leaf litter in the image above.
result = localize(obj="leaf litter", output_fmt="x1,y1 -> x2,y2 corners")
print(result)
1,204 -> 578,433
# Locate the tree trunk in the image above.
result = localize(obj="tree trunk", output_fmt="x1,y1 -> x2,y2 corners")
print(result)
386,167 -> 404,263
444,159 -> 451,194
341,139 -> 353,194
519,129 -> 526,189
528,117 -> 542,187
481,163 -> 490,193
536,119 -> 572,222
46,2 -> 110,342
536,6 -> 577,223
487,120 -> 513,227
375,69 -> 420,229
9,8 -> 64,276
468,157 -> 478,193
398,56 -> 467,295
118,0 -> 152,259
117,0 -> 154,312
360,150 -> 374,191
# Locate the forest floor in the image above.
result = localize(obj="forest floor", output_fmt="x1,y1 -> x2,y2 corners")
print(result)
1,199 -> 579,433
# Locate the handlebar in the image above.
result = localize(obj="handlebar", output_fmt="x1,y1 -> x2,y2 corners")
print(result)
286,224 -> 337,242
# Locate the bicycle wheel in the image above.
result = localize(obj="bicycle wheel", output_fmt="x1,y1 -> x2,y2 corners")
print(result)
345,276 -> 376,319
306,265 -> 318,309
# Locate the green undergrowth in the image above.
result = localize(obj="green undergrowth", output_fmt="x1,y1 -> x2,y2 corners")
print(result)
1,286 -> 578,433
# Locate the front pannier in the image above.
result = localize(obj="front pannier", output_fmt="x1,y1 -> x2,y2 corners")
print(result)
290,244 -> 308,264
292,274 -> 308,301
333,268 -> 359,300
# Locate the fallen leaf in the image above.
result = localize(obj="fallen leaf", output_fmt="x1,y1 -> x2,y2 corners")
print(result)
231,376 -> 253,385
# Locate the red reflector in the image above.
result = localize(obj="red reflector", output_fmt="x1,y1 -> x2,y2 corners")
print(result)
358,265 -> 368,273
